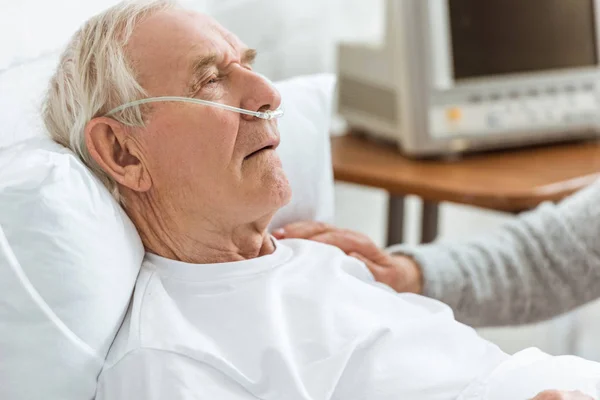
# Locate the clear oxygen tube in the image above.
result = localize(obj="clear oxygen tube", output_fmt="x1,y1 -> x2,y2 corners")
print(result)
104,96 -> 284,120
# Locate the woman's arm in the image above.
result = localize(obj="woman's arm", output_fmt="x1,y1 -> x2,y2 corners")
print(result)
390,181 -> 600,327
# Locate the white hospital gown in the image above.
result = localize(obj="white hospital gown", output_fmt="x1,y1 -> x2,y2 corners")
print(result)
96,239 -> 600,400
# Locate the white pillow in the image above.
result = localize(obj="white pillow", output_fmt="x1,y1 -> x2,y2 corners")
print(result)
0,139 -> 145,399
0,54 -> 59,148
0,66 -> 335,399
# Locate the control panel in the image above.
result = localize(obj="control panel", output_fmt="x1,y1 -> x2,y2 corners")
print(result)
429,83 -> 600,138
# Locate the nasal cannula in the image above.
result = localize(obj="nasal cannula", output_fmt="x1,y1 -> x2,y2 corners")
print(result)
104,96 -> 284,120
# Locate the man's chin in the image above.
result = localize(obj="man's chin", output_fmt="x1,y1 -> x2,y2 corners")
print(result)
250,179 -> 291,229
246,159 -> 291,215
274,173 -> 292,207
281,182 -> 293,207
265,172 -> 292,216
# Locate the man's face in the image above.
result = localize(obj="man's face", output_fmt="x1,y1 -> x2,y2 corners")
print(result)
125,9 -> 291,227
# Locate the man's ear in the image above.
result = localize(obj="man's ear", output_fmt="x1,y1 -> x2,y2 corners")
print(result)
85,117 -> 152,193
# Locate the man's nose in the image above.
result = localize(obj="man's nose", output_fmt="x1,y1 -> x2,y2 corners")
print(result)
239,70 -> 282,121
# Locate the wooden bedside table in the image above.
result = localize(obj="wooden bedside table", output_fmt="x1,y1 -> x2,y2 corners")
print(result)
331,134 -> 600,246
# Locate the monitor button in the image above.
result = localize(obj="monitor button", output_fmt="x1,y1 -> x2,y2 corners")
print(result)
487,113 -> 502,128
446,107 -> 463,123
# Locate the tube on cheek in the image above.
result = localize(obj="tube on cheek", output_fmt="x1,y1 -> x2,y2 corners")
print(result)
104,96 -> 285,120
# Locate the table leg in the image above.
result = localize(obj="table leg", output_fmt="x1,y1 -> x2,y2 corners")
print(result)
386,195 -> 405,246
421,200 -> 439,243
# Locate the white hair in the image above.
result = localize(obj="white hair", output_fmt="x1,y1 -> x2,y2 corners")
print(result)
42,0 -> 178,201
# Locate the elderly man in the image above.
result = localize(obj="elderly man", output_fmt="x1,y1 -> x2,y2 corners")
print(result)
42,1 -> 600,399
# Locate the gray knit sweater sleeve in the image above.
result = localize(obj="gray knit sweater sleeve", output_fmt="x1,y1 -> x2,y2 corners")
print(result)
388,180 -> 600,327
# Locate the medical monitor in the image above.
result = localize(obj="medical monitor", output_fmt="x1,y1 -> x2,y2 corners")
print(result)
337,0 -> 600,156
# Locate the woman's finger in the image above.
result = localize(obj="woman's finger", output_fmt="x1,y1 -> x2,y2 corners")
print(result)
531,390 -> 593,400
349,252 -> 383,279
273,221 -> 332,239
311,231 -> 378,257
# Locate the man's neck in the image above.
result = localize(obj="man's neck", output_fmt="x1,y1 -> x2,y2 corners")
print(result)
124,195 -> 276,264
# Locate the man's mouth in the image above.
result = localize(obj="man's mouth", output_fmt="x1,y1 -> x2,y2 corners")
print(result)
245,145 -> 275,160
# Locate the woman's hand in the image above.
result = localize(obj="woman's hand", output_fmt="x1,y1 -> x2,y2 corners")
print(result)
273,221 -> 424,294
531,390 -> 594,400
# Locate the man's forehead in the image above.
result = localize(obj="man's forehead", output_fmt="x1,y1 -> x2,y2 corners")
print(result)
127,9 -> 245,90
129,9 -> 244,63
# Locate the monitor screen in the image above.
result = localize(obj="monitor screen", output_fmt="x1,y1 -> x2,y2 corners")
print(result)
449,0 -> 598,80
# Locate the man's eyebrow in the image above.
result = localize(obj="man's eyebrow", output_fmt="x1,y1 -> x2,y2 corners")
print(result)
186,53 -> 218,95
186,50 -> 257,95
242,48 -> 257,66
190,53 -> 218,78
190,49 -> 255,77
